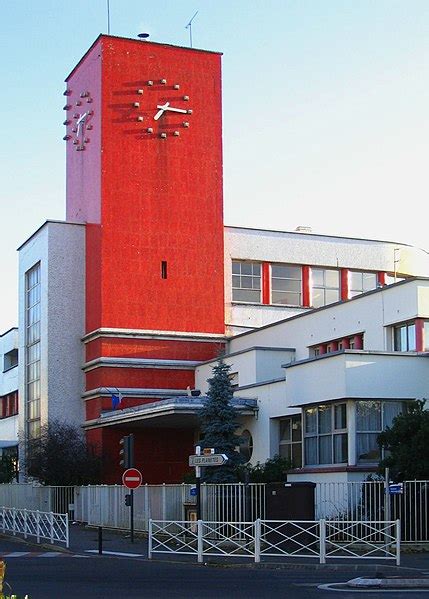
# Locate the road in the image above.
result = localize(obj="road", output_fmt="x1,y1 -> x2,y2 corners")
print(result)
3,553 -> 428,599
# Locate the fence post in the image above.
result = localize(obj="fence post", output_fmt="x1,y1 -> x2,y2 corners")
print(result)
148,519 -> 153,559
396,519 -> 401,566
254,519 -> 261,563
65,513 -> 69,549
50,512 -> 54,544
319,519 -> 326,564
162,484 -> 167,520
24,510 -> 27,539
145,484 -> 150,531
12,508 -> 16,535
197,519 -> 203,564
36,511 -> 40,543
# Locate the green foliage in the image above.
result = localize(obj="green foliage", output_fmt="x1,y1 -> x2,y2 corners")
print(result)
237,455 -> 292,483
378,399 -> 429,480
0,455 -> 17,484
26,420 -> 102,486
198,359 -> 245,482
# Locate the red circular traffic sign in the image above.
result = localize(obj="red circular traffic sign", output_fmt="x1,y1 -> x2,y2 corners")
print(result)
122,468 -> 142,489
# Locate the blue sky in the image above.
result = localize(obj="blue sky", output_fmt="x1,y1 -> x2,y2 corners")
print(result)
1,1 -> 429,330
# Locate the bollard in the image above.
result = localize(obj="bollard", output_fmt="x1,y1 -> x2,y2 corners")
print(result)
98,526 -> 103,555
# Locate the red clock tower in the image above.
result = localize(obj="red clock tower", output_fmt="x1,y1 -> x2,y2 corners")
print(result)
64,35 -> 225,482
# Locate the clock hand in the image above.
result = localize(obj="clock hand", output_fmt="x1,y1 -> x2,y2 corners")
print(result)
76,112 -> 88,136
161,105 -> 188,115
154,102 -> 169,121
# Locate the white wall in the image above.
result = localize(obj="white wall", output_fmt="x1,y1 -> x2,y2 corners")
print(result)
18,221 -> 85,445
285,352 -> 429,407
228,279 -> 429,361
195,347 -> 294,393
0,328 -> 18,396
224,226 -> 429,332
0,328 -> 19,443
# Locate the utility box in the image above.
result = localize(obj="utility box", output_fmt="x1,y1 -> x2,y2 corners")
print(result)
265,482 -> 316,520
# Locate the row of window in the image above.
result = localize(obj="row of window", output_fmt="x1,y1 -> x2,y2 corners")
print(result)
310,319 -> 429,357
279,400 -> 408,468
232,261 -> 384,308
0,391 -> 18,419
26,263 -> 41,440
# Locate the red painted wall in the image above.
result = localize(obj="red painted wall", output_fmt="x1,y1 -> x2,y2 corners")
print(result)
66,36 -> 225,336
88,426 -> 195,484
85,337 -> 224,362
86,367 -> 194,390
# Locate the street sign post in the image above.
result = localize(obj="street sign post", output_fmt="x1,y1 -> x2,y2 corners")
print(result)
122,468 -> 142,543
190,449 -> 229,520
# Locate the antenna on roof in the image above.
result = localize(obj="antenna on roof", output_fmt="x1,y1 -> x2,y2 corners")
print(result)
106,0 -> 111,35
185,11 -> 198,48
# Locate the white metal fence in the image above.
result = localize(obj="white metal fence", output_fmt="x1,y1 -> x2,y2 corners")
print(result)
316,480 -> 429,544
0,480 -> 427,545
0,507 -> 69,547
149,518 -> 400,564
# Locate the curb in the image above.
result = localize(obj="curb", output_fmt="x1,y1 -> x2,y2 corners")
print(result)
348,576 -> 429,589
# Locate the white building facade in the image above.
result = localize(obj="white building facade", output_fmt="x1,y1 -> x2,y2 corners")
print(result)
196,277 -> 429,483
0,328 -> 19,459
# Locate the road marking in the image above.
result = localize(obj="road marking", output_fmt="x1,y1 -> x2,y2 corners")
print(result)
85,549 -> 144,557
0,552 -> 79,558
318,583 -> 429,593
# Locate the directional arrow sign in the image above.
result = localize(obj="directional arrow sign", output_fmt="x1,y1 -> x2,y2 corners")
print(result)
189,454 -> 228,467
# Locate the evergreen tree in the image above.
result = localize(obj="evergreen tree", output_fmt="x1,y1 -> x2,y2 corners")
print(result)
378,399 -> 429,480
198,359 -> 245,482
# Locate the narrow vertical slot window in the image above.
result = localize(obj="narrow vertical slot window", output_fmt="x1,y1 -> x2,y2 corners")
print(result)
161,261 -> 168,279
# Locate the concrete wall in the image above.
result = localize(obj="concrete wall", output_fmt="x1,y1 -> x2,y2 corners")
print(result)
228,279 -> 429,361
285,352 -> 429,406
18,221 -> 86,442
224,226 -> 429,332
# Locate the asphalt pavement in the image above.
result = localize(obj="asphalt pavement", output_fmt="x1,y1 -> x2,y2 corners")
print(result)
65,523 -> 429,574
1,528 -> 429,598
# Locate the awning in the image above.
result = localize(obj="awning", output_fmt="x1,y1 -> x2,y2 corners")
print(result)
83,396 -> 258,430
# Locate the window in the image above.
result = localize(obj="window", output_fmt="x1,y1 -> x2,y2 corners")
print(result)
394,322 -> 416,351
349,271 -> 377,298
279,415 -> 302,467
239,430 -> 253,462
311,268 -> 340,308
425,321 -> 429,351
304,403 -> 347,466
228,372 -> 239,388
3,349 -> 18,372
25,263 -> 41,440
356,400 -> 408,464
232,261 -> 261,303
271,264 -> 302,306
0,391 -> 18,419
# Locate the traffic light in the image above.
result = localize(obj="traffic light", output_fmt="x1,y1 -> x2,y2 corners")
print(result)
119,434 -> 134,469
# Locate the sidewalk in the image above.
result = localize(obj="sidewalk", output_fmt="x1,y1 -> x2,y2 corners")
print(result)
67,523 -> 429,573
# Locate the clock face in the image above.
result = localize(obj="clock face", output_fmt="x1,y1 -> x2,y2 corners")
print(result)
63,90 -> 94,151
134,78 -> 193,139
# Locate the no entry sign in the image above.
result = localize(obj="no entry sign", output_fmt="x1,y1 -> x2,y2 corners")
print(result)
122,468 -> 142,489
